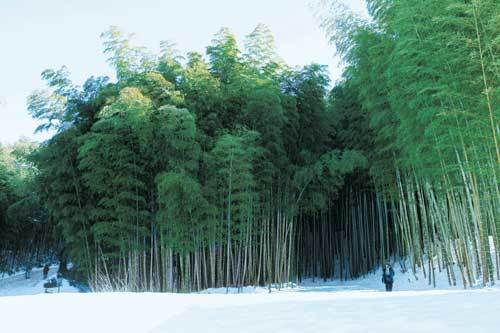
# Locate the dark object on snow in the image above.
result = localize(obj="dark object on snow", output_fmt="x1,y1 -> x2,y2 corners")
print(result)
24,265 -> 32,279
382,263 -> 395,292
43,264 -> 50,279
43,277 -> 62,293
43,278 -> 58,289
58,248 -> 69,275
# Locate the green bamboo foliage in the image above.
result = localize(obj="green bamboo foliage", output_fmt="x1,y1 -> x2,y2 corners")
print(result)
318,0 -> 499,288
16,3 -> 498,291
0,141 -> 56,273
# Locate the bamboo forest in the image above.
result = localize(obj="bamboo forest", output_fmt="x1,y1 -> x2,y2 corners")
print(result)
1,0 -> 498,293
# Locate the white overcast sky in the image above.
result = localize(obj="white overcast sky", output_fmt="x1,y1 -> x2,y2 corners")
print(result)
0,0 -> 367,143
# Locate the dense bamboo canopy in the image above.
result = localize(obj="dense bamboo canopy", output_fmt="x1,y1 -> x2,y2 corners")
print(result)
1,0 -> 498,291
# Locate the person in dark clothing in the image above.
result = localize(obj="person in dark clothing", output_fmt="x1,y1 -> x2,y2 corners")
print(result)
43,264 -> 50,279
382,263 -> 395,292
24,264 -> 32,279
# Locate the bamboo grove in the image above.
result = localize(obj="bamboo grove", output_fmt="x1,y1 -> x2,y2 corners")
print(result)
317,0 -> 499,287
0,0 -> 497,291
21,24 -> 368,291
0,140 -> 59,272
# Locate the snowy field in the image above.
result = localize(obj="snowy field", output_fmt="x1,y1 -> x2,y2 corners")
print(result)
1,266 -> 499,333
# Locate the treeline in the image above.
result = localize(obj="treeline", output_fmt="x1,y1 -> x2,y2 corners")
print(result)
317,0 -> 499,287
0,140 -> 58,272
26,24 -> 368,291
5,0 -> 497,292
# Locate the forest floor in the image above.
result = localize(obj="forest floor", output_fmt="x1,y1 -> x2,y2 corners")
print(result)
1,266 -> 499,332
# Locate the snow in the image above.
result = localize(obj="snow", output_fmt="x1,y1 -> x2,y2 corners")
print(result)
0,265 -> 79,297
1,265 -> 499,332
296,265 -> 465,292
1,286 -> 499,332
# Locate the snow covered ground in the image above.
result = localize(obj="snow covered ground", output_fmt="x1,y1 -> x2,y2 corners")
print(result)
0,265 -> 79,297
1,267 -> 499,333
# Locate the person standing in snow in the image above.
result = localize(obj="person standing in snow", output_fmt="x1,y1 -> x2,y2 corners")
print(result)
382,263 -> 395,292
24,263 -> 32,279
43,264 -> 50,279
